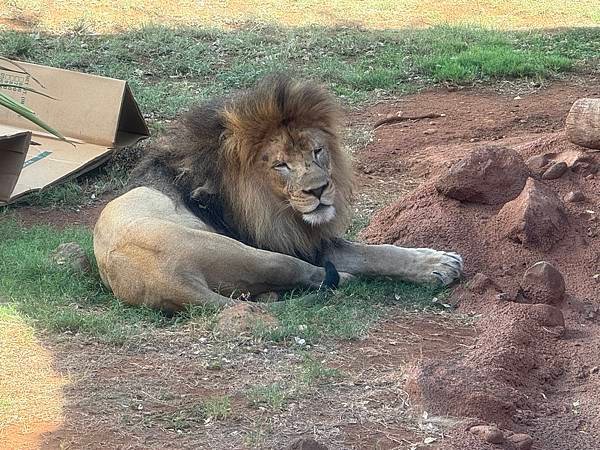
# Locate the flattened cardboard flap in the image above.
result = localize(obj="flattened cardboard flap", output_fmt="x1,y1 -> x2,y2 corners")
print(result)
0,131 -> 30,202
0,60 -> 149,203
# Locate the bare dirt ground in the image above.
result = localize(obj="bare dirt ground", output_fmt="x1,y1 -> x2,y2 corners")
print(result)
34,313 -> 476,450
5,75 -> 600,449
361,75 -> 600,449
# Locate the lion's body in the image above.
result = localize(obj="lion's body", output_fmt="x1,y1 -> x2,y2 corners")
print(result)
94,76 -> 462,312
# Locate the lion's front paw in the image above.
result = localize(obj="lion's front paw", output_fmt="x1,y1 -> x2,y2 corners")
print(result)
417,249 -> 463,286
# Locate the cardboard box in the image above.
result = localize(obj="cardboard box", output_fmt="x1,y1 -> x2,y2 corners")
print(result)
0,60 -> 149,203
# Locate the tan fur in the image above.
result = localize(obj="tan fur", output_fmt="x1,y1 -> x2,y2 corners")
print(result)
94,76 -> 463,312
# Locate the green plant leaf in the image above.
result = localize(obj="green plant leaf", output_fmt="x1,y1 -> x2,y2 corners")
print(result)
0,92 -> 68,142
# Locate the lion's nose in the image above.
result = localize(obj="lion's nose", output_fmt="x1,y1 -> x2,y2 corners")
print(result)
304,182 -> 328,199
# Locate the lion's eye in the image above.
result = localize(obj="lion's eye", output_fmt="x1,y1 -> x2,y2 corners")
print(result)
313,148 -> 323,159
273,162 -> 289,170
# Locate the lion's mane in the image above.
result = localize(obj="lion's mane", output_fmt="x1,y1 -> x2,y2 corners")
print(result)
129,75 -> 354,262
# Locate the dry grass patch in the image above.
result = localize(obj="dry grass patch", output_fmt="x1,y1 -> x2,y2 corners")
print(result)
1,0 -> 599,32
0,305 -> 67,446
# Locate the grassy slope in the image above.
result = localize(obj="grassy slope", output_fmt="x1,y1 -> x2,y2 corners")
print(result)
2,25 -> 598,117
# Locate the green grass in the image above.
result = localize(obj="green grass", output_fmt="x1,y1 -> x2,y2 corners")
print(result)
300,354 -> 343,385
259,277 -> 446,344
246,383 -> 288,410
0,219 -> 178,343
245,355 -> 343,413
0,217 -> 446,344
1,24 -> 597,118
202,395 -> 232,420
145,396 -> 231,430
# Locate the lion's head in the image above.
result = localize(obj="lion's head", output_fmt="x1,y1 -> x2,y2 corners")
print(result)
229,122 -> 339,226
133,75 -> 354,262
217,76 -> 353,259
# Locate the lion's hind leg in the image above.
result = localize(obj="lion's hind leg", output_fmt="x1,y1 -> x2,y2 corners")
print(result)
160,278 -> 239,314
98,239 -> 239,312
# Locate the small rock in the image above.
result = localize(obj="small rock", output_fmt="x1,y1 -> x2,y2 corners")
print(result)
591,366 -> 599,374
51,242 -> 92,274
571,156 -> 599,177
287,438 -> 328,450
564,191 -> 585,203
469,425 -> 504,444
435,146 -> 529,205
423,128 -> 437,135
506,433 -> 534,450
526,154 -> 551,176
215,303 -> 279,336
542,161 -> 568,180
495,178 -> 568,251
521,261 -> 566,305
468,273 -> 498,294
496,292 -> 511,301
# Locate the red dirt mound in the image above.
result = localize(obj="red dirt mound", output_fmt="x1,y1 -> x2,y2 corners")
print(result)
361,132 -> 600,449
492,177 -> 569,251
362,132 -> 599,301
406,300 -> 565,426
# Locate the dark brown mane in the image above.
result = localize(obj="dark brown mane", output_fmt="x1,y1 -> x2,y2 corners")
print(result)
129,75 -> 354,261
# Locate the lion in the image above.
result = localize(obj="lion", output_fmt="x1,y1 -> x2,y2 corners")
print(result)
93,75 -> 463,313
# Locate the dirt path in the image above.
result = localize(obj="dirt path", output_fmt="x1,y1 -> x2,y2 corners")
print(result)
0,311 -> 66,449
36,313 -> 475,449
